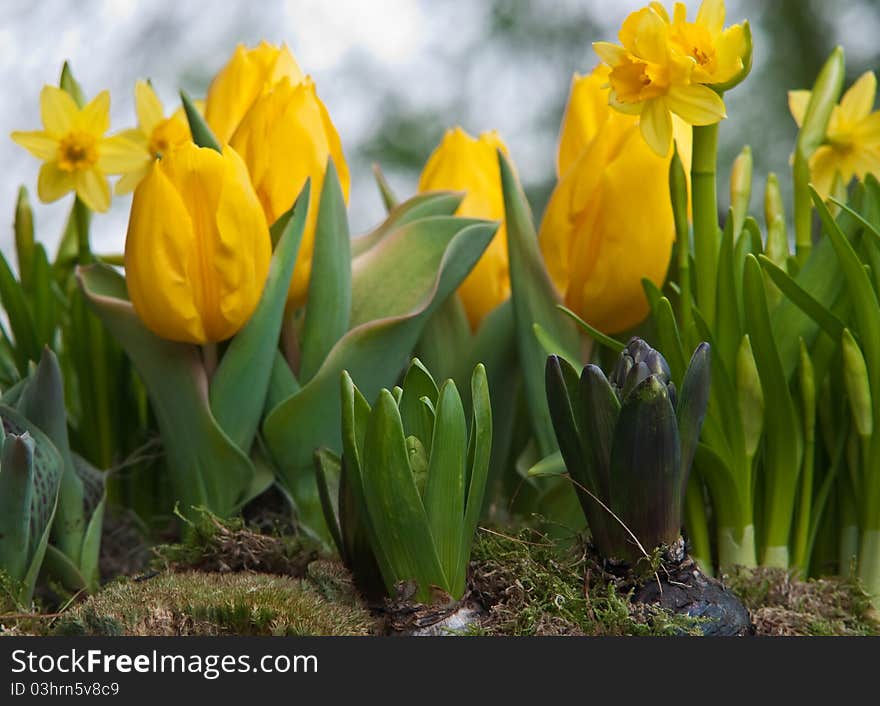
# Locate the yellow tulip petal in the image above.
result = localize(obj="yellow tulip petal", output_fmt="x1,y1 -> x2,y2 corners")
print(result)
666,84 -> 727,125
788,90 -> 810,128
74,168 -> 111,212
696,0 -> 725,35
558,69 -> 615,178
840,71 -> 877,123
77,90 -> 110,136
316,90 -> 351,203
11,130 -> 58,160
639,99 -> 673,156
135,80 -> 165,134
37,161 -> 74,202
40,85 -> 78,135
126,163 -> 206,343
99,133 -> 150,174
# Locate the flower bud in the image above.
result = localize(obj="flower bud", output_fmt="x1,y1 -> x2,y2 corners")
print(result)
842,328 -> 873,438
736,335 -> 764,459
729,145 -> 752,236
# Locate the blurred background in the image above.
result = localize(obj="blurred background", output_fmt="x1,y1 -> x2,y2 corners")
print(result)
1,0 -> 878,257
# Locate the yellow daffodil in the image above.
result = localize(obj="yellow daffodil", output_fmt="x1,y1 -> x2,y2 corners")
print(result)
11,85 -> 144,212
205,41 -> 304,144
418,127 -> 509,329
230,76 -> 349,307
789,71 -> 880,199
663,0 -> 749,87
593,4 -> 727,156
540,67 -> 690,334
125,142 -> 271,344
112,80 -> 192,194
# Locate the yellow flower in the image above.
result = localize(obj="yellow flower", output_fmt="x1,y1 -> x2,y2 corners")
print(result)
205,41 -> 304,144
789,71 -> 880,199
230,77 -> 349,307
593,4 -> 727,156
664,0 -> 749,86
112,80 -> 192,194
11,85 -> 144,212
124,142 -> 271,344
540,66 -> 691,334
418,127 -> 509,329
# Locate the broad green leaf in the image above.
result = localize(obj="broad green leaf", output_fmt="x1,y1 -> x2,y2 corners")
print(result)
677,343 -> 711,499
422,380 -> 467,592
263,220 -> 496,526
0,250 -> 39,373
397,359 -> 439,455
30,244 -> 56,348
77,264 -> 254,517
361,390 -> 448,599
300,164 -> 351,382
758,254 -> 845,341
351,191 -> 463,257
501,150 -> 579,457
650,296 -> 687,383
533,322 -> 581,370
0,433 -> 34,580
415,295 -> 471,386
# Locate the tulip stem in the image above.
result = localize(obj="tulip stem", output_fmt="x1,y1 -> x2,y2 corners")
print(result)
202,343 -> 218,380
691,124 -> 720,328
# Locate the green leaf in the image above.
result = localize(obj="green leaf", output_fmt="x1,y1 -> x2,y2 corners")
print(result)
743,254 -> 803,555
415,295 -> 471,386
351,191 -> 463,257
533,322 -> 581,370
0,433 -> 35,581
677,343 -> 711,500
578,363 -> 619,505
181,90 -> 221,152
361,390 -> 448,600
314,447 -> 345,557
501,150 -> 579,457
715,212 -> 741,375
397,359 -> 439,455
14,186 -> 35,294
263,219 -> 497,530
0,250 -> 40,373
758,254 -> 845,341
557,305 -> 623,354
372,163 -> 399,212
30,245 -> 57,347
527,451 -> 565,477
300,164 -> 351,382
77,264 -> 255,517
422,380 -> 467,593
209,182 -> 309,453
545,355 -> 585,500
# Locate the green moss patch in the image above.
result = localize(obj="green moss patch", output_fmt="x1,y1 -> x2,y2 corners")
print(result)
725,567 -> 878,636
54,572 -> 378,636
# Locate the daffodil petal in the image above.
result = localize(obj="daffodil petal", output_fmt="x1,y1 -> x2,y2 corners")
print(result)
666,84 -> 726,125
74,169 -> 111,212
696,0 -> 725,35
631,9 -> 670,64
672,2 -> 687,24
807,146 -> 840,200
99,134 -> 150,174
11,130 -> 58,160
40,85 -> 78,135
135,80 -> 165,134
854,111 -> 880,144
788,90 -> 810,128
840,72 -> 877,123
77,90 -> 110,135
37,162 -> 74,202
640,99 -> 673,156
593,41 -> 628,66
114,165 -> 150,195
650,2 -> 671,23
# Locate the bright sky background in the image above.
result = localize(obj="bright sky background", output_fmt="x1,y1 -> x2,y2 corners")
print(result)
0,0 -> 877,261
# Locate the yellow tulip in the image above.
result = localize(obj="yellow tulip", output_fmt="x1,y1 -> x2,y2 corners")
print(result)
230,77 -> 349,306
125,142 -> 271,344
418,127 -> 509,329
205,41 -> 304,144
539,67 -> 690,334
11,85 -> 145,212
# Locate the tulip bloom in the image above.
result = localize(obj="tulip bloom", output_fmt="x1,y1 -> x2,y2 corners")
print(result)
205,41 -> 304,144
789,71 -> 880,199
539,67 -> 690,334
230,77 -> 349,306
125,143 -> 271,344
113,80 -> 192,194
11,86 -> 144,212
418,128 -> 509,329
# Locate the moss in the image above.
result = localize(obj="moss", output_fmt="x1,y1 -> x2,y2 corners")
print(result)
470,528 -> 701,636
153,508 -> 315,576
54,572 -> 379,636
726,567 -> 879,636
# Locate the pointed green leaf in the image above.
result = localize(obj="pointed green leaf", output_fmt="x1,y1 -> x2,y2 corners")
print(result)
533,322 -> 581,370
422,380 -> 467,592
314,447 -> 345,557
209,182 -> 309,452
372,163 -> 399,212
527,450 -> 565,477
361,390 -> 448,600
677,343 -> 711,499
0,433 -> 35,581
398,359 -> 439,455
300,164 -> 351,382
0,250 -> 39,373
557,305 -> 623,354
181,90 -> 221,152
579,364 -> 620,504
715,212 -> 741,374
